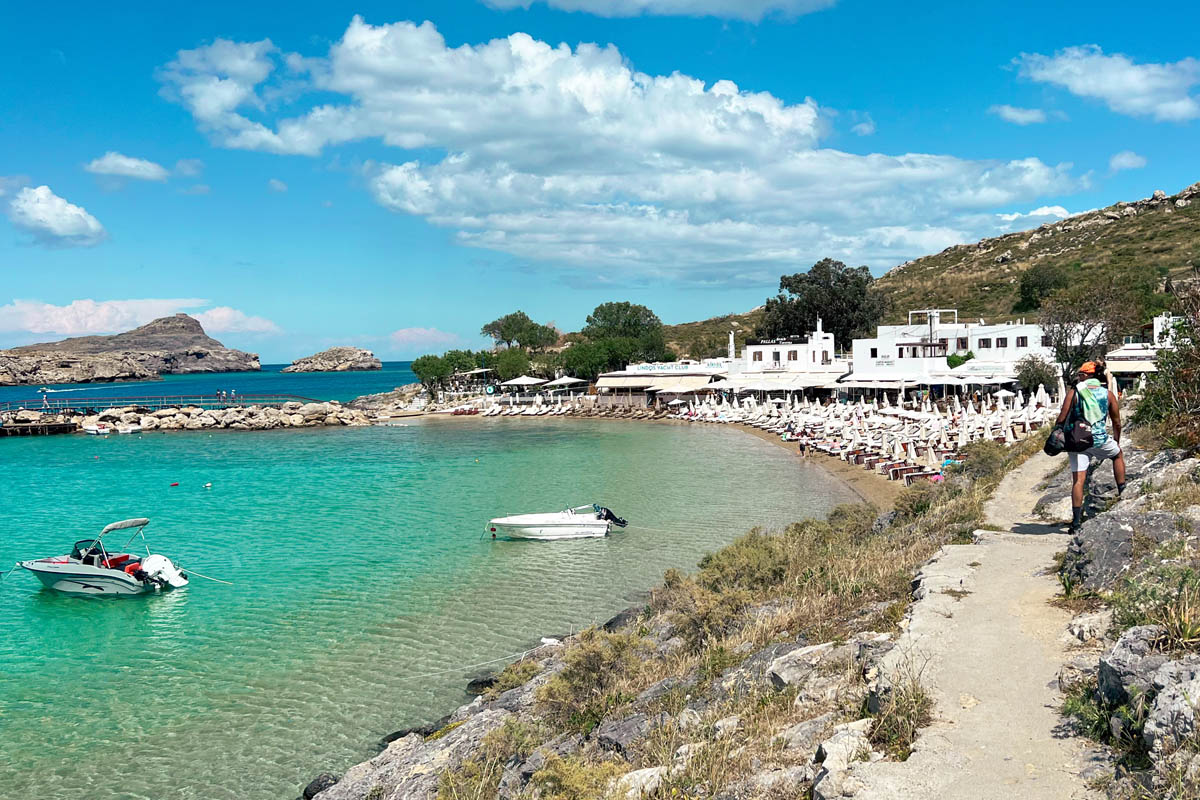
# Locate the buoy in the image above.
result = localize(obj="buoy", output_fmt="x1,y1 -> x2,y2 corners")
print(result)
170,482 -> 179,487
204,482 -> 212,489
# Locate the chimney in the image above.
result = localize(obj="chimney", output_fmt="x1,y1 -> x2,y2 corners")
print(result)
728,329 -> 736,360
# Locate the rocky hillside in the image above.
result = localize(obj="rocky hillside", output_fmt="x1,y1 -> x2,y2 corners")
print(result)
873,181 -> 1200,322
2,314 -> 260,385
663,309 -> 764,359
283,346 -> 381,373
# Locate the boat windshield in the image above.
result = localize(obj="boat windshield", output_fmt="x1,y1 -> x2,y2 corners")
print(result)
71,539 -> 107,562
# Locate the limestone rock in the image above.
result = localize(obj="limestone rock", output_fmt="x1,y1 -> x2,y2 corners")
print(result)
1098,625 -> 1169,707
1061,512 -> 1190,591
596,712 -> 669,758
614,766 -> 666,799
302,773 -> 339,799
1067,609 -> 1113,643
767,642 -> 835,689
776,711 -> 838,751
313,709 -> 512,800
1146,673 -> 1200,757
283,346 -> 382,373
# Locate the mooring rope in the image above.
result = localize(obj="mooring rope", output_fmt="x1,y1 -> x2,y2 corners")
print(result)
392,645 -> 544,683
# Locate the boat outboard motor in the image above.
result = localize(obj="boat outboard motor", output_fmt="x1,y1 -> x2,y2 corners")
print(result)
595,506 -> 628,528
139,554 -> 189,589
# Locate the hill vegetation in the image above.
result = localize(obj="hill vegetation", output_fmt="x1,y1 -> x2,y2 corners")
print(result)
872,181 -> 1199,323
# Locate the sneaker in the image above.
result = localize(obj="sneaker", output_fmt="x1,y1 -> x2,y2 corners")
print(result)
1067,522 -> 1081,535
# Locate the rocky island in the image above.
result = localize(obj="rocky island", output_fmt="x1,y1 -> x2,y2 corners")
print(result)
282,346 -> 382,373
0,314 -> 260,386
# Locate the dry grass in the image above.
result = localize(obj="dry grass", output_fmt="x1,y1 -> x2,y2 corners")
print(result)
868,660 -> 934,760
483,659 -> 542,700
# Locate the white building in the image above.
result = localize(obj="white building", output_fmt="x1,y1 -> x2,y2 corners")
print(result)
847,309 -> 1054,386
594,358 -> 732,406
1106,312 -> 1182,387
731,318 -> 849,391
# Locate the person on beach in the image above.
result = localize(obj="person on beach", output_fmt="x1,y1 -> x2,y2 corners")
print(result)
1055,361 -> 1126,533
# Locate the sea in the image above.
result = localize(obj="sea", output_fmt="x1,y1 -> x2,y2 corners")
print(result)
0,367 -> 858,800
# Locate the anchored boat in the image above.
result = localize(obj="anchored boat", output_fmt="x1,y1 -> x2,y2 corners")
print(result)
487,504 -> 627,540
17,518 -> 188,596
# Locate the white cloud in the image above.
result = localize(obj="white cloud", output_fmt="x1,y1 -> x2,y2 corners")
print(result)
988,104 -> 1047,125
481,0 -> 836,21
1017,45 -> 1200,122
0,298 -> 279,337
0,298 -> 207,335
194,306 -> 281,333
267,178 -> 288,192
389,327 -> 461,351
84,151 -> 169,181
996,205 -> 1070,223
1109,150 -> 1147,172
158,18 -> 1085,282
175,158 -> 205,176
6,185 -> 107,247
850,113 -> 876,136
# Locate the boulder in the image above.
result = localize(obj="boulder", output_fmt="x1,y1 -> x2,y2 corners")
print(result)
811,719 -> 879,800
596,712 -> 669,758
775,711 -> 838,751
282,346 -> 382,373
302,773 -> 339,799
614,766 -> 666,799
1061,512 -> 1189,591
313,709 -> 513,800
1098,625 -> 1169,707
767,642 -> 836,689
714,715 -> 740,740
1146,672 -> 1200,757
1067,609 -> 1113,644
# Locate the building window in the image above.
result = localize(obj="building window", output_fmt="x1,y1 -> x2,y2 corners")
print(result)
996,337 -> 1008,348
957,337 -> 968,350
978,338 -> 991,349
772,351 -> 781,362
1041,335 -> 1051,348
870,347 -> 878,358
897,349 -> 904,358
938,338 -> 948,350
788,350 -> 798,361
823,353 -> 831,365
752,351 -> 762,362
1016,336 -> 1028,348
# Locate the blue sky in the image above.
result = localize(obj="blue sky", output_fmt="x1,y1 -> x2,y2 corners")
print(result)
1,0 -> 1197,362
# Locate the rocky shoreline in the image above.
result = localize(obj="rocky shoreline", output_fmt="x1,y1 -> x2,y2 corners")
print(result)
1,401 -> 371,432
283,347 -> 382,373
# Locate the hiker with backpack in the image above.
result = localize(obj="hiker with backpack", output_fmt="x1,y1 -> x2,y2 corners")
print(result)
1054,361 -> 1126,533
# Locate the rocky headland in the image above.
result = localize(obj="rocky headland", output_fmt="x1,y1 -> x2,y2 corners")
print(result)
0,401 -> 371,432
0,314 -> 260,386
283,347 -> 382,373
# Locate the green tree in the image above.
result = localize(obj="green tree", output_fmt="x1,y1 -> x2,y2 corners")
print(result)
482,311 -> 535,348
442,349 -> 478,374
1013,264 -> 1070,313
1014,355 -> 1058,392
583,302 -> 663,340
517,323 -> 560,352
494,348 -> 531,381
561,341 -> 611,382
755,258 -> 888,347
1134,275 -> 1199,442
410,354 -> 451,391
1039,267 -> 1158,379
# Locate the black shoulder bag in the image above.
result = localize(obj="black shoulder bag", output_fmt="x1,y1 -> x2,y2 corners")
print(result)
1063,388 -> 1094,453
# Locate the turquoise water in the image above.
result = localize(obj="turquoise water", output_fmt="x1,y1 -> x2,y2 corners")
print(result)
0,361 -> 418,406
0,419 -> 855,799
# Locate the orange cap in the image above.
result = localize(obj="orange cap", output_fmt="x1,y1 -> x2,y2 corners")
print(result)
1078,362 -> 1096,375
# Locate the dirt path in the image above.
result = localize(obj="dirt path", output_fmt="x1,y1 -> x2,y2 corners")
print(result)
847,453 -> 1100,799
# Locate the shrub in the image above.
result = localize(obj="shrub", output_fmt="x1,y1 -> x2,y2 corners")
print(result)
1110,562 -> 1200,648
528,755 -> 627,800
893,481 -> 947,522
536,630 -> 651,733
868,665 -> 933,760
437,720 -> 544,800
484,659 -> 542,700
953,439 -> 1006,483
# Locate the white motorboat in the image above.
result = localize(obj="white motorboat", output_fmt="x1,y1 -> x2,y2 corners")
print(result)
486,504 -> 627,540
116,424 -> 142,434
83,422 -> 113,435
16,518 -> 188,596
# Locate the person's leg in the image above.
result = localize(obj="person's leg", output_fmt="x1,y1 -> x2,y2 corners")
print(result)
1110,440 -> 1127,493
1069,451 -> 1088,531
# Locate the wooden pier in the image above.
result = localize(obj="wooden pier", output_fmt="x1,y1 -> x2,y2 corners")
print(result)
0,422 -> 79,437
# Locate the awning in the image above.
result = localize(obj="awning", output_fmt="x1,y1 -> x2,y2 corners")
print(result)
647,376 -> 716,393
1107,360 -> 1157,374
595,376 -> 656,389
100,518 -> 150,536
544,376 -> 586,387
500,375 -> 547,386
